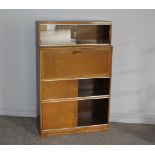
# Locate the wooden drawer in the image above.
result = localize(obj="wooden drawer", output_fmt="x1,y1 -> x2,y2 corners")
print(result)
41,80 -> 78,100
40,46 -> 112,80
42,101 -> 77,130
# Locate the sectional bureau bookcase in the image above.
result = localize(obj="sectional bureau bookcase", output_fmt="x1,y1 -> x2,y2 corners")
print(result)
36,21 -> 113,137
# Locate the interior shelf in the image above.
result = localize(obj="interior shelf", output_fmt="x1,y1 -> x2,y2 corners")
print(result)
42,95 -> 109,103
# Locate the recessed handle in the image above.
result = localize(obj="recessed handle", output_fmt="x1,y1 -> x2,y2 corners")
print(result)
72,50 -> 82,54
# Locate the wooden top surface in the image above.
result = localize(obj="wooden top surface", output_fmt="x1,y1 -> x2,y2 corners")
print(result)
37,20 -> 112,25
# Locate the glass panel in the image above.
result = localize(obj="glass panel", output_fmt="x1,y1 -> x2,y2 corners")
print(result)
39,24 -> 111,45
76,25 -> 110,44
78,78 -> 110,97
78,99 -> 109,126
40,24 -> 77,45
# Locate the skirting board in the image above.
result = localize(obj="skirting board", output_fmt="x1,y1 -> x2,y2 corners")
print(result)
110,113 -> 155,124
0,107 -> 155,124
0,107 -> 36,117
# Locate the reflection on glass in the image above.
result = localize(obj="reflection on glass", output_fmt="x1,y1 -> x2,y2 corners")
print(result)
40,24 -> 76,45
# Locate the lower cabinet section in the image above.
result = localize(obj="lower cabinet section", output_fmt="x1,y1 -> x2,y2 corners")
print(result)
41,98 -> 109,134
40,78 -> 111,137
42,101 -> 77,130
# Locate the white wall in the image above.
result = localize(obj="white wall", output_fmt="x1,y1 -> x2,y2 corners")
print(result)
0,10 -> 155,124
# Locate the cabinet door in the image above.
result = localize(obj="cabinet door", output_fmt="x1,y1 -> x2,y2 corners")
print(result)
42,101 -> 77,130
41,80 -> 78,101
40,46 -> 112,80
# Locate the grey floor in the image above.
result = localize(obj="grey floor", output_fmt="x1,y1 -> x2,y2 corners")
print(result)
0,116 -> 155,145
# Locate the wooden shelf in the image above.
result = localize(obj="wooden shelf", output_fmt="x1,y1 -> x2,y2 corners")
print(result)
41,76 -> 111,82
42,95 -> 110,103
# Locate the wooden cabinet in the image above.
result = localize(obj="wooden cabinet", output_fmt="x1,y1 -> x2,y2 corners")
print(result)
36,21 -> 112,137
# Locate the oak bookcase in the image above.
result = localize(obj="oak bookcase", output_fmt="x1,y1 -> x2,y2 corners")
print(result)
36,21 -> 112,137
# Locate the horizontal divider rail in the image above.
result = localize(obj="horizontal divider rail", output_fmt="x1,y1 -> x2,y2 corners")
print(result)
41,77 -> 111,82
42,95 -> 110,103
